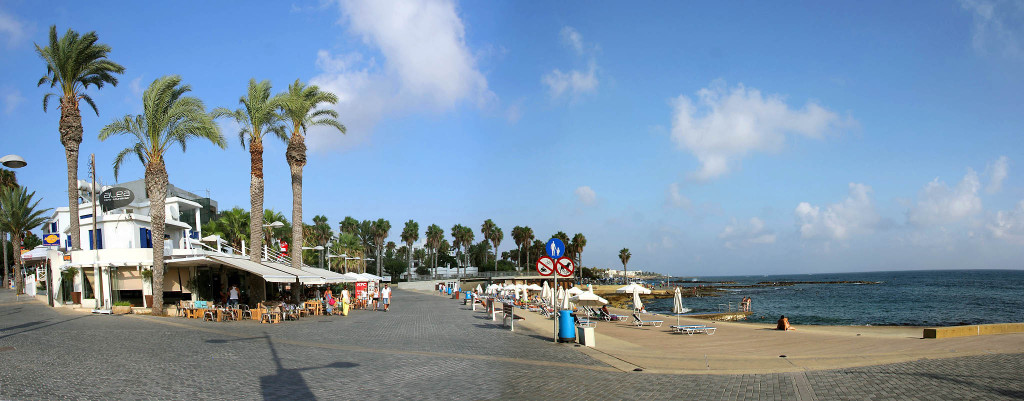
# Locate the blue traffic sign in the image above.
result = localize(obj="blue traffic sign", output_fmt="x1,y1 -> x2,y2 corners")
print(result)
545,238 -> 566,258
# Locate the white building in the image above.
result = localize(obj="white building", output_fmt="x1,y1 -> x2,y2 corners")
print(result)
40,179 -> 355,311
602,269 -> 640,278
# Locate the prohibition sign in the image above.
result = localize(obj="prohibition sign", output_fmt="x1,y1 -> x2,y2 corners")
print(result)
536,256 -> 555,276
555,257 -> 575,277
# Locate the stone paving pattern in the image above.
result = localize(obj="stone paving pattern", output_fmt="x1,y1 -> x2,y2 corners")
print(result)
0,289 -> 1022,400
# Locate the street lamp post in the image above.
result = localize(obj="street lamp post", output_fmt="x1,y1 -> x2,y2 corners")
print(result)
326,253 -> 347,272
300,245 -> 324,268
261,221 -> 284,260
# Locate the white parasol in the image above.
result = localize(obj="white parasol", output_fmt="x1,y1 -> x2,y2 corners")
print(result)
542,281 -> 551,300
566,286 -> 584,296
632,289 -> 644,313
570,290 -> 608,320
475,284 -> 483,294
616,283 -> 651,294
672,287 -> 685,325
526,284 -> 543,291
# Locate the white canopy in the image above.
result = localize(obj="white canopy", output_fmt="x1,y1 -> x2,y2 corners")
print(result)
341,272 -> 364,281
20,246 -> 50,261
616,283 -> 651,294
566,287 -> 584,296
570,290 -> 608,306
260,261 -> 325,285
294,265 -> 356,283
357,273 -> 384,281
525,284 -> 543,291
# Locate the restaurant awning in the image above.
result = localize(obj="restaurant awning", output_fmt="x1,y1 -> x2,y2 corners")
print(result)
261,261 -> 326,285
166,255 -> 296,283
297,266 -> 356,283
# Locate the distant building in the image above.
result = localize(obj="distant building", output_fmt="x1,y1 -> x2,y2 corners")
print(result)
602,269 -> 640,278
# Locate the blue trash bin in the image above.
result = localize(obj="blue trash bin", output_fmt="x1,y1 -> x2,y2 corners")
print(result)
558,310 -> 576,343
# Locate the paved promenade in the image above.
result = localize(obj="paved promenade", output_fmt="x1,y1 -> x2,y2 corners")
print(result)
1,288 -> 1022,400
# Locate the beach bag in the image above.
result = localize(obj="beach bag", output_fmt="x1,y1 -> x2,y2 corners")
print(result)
329,298 -> 336,306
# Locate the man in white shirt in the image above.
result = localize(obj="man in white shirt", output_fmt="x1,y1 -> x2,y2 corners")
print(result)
381,284 -> 392,312
228,285 -> 239,307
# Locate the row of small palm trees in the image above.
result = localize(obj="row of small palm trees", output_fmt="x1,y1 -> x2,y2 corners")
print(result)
36,25 -> 344,314
0,169 -> 51,295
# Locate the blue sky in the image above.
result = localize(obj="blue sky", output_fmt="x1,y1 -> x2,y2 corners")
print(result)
2,1 -> 1024,276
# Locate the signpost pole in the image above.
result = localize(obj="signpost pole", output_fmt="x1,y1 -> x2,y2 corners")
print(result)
553,273 -> 557,343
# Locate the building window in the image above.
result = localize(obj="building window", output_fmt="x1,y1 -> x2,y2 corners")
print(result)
50,222 -> 57,233
87,229 -> 103,250
80,214 -> 92,220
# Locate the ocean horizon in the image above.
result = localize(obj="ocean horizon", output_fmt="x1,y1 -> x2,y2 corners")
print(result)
646,269 -> 1024,327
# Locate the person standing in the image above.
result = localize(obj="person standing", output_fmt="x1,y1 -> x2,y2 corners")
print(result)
340,286 -> 351,315
381,284 -> 392,312
324,287 -> 334,314
228,285 -> 239,307
372,286 -> 380,311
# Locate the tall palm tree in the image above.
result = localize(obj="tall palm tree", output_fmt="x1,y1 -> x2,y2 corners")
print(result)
511,226 -> 524,268
449,224 -> 463,276
262,209 -> 291,258
372,219 -> 391,276
331,232 -> 362,273
0,169 -> 16,287
36,25 -> 125,251
99,75 -> 225,315
438,238 -> 451,275
572,233 -> 587,281
279,79 -> 344,272
0,186 -> 51,295
357,219 -> 374,273
305,215 -> 332,268
460,226 -> 475,276
401,220 -> 419,281
490,227 -> 503,271
523,226 -> 535,268
480,219 -> 495,266
425,224 -> 443,277
213,79 -> 285,264
619,248 -> 632,283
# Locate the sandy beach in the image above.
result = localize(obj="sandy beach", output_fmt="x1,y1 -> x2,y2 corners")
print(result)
480,295 -> 1024,375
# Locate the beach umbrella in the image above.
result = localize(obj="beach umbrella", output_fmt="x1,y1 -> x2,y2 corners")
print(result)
633,289 -> 644,313
555,287 -> 565,309
570,291 -> 608,319
475,284 -> 483,294
672,287 -> 684,325
566,286 -> 584,296
542,281 -> 551,300
587,283 -> 593,292
526,284 -> 543,291
616,283 -> 651,294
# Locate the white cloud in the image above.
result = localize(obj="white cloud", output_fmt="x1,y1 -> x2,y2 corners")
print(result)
986,155 -> 1009,194
719,217 -> 776,248
561,26 -> 584,55
907,169 -> 983,226
575,186 -> 596,205
130,76 -> 145,97
670,80 -> 846,180
665,182 -> 691,209
987,200 -> 1024,243
795,183 -> 880,240
505,103 -> 521,124
960,0 -> 1024,59
308,0 -> 492,151
543,26 -> 599,100
2,88 -> 23,114
0,9 -> 26,48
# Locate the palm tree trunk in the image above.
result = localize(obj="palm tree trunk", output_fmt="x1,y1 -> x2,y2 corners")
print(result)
249,142 -> 264,264
12,231 -> 23,294
407,245 -> 412,282
286,133 -> 306,304
60,96 -> 84,251
146,161 -> 168,315
2,232 -> 8,290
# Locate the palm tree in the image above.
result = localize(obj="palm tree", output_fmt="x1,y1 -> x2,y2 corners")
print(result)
401,220 -> 419,281
437,238 -> 451,276
357,220 -> 374,273
279,79 -> 344,272
305,215 -> 332,268
0,186 -> 51,295
331,232 -> 362,273
511,226 -> 524,268
619,248 -> 632,283
425,224 -> 443,277
0,169 -> 16,287
99,75 -> 225,315
459,225 -> 475,276
339,216 -> 359,235
528,225 -> 536,265
480,219 -> 495,267
202,207 -> 250,252
490,227 -> 503,271
572,233 -> 587,280
372,219 -> 391,276
450,224 -> 465,276
36,25 -> 125,251
213,79 -> 286,264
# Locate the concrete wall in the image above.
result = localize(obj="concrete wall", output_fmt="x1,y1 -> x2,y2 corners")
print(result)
923,323 -> 1024,339
395,280 -> 460,291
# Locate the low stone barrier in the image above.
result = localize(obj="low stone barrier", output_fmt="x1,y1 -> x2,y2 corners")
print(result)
923,323 -> 1024,339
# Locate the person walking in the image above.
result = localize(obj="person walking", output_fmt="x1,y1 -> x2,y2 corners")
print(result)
228,285 -> 239,307
340,286 -> 351,316
381,284 -> 392,312
372,286 -> 380,311
324,287 -> 334,314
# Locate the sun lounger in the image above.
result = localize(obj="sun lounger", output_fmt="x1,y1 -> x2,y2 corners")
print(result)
631,313 -> 664,327
670,324 -> 716,335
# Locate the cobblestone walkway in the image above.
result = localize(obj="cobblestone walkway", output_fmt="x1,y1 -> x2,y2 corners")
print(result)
0,289 -> 1021,400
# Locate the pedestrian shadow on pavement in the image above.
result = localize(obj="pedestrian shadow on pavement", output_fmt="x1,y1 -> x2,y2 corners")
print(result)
257,333 -> 359,401
915,372 -> 1024,399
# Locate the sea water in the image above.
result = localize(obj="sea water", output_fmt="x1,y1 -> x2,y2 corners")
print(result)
645,269 -> 1024,326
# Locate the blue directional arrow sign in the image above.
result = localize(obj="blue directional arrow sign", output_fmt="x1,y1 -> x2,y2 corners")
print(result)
545,238 -> 566,258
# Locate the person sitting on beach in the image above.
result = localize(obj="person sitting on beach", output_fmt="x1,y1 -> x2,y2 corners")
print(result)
777,315 -> 795,331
